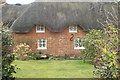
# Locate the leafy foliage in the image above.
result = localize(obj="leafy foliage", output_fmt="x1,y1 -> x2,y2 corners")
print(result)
93,25 -> 120,78
1,24 -> 16,80
81,15 -> 120,78
81,30 -> 104,61
28,52 -> 49,60
13,43 -> 32,60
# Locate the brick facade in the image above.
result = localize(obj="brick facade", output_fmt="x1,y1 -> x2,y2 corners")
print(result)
13,26 -> 87,56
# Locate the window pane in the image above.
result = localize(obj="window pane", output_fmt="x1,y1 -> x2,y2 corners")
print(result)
71,26 -> 74,30
41,27 -> 44,31
43,40 -> 45,43
75,39 -> 78,43
39,44 -> 42,47
69,25 -> 77,32
78,43 -> 81,47
39,40 -> 42,43
72,26 -> 74,30
73,26 -> 76,31
41,39 -> 44,44
43,44 -> 46,47
40,25 -> 44,30
74,38 -> 85,49
36,25 -> 45,31
75,44 -> 79,47
37,26 -> 41,30
74,38 -> 83,48
38,39 -> 46,48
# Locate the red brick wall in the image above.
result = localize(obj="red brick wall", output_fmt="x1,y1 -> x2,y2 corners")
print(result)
13,26 -> 87,56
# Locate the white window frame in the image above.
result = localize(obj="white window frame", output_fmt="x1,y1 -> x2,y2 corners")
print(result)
69,25 -> 77,33
37,39 -> 47,49
74,38 -> 85,49
36,25 -> 45,33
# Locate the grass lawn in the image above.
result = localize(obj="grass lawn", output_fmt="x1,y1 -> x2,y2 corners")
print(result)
13,60 -> 94,78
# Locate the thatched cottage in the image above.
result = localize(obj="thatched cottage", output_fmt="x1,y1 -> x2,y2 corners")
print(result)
2,2 -> 119,56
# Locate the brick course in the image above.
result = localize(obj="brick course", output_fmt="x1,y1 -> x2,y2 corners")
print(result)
13,26 -> 87,56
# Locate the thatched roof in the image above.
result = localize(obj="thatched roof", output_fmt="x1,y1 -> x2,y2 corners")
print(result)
2,4 -> 29,27
10,2 -> 118,33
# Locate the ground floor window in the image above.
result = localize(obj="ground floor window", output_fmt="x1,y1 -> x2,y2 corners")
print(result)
74,38 -> 85,49
37,39 -> 47,49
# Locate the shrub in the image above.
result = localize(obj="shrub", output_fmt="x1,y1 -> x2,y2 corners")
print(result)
81,9 -> 120,78
29,52 -> 50,60
30,53 -> 41,60
81,30 -> 103,62
63,54 -> 70,59
82,26 -> 120,78
13,43 -> 32,60
1,23 -> 16,79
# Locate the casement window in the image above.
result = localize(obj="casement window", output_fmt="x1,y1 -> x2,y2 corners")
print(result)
36,25 -> 45,33
69,25 -> 77,33
37,39 -> 47,49
74,38 -> 85,49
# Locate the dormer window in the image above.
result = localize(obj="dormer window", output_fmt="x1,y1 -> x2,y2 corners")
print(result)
69,25 -> 77,33
36,25 -> 45,33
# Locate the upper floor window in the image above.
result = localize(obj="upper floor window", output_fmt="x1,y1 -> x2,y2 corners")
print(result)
36,25 -> 45,33
37,39 -> 47,49
69,25 -> 77,33
74,38 -> 85,49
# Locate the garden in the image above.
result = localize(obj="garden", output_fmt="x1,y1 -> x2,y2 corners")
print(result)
11,44 -> 94,78
1,6 -> 120,79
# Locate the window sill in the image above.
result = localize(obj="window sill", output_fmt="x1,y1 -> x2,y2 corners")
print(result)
37,48 -> 47,50
69,31 -> 77,33
74,47 -> 85,49
36,31 -> 45,33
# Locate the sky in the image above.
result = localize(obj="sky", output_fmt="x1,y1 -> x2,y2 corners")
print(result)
6,0 -> 35,4
6,0 -> 120,4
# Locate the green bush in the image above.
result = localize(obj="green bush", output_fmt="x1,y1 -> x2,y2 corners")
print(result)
29,52 -> 50,60
1,25 -> 16,79
63,54 -> 70,59
30,53 -> 41,60
80,8 -> 120,78
81,21 -> 120,78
